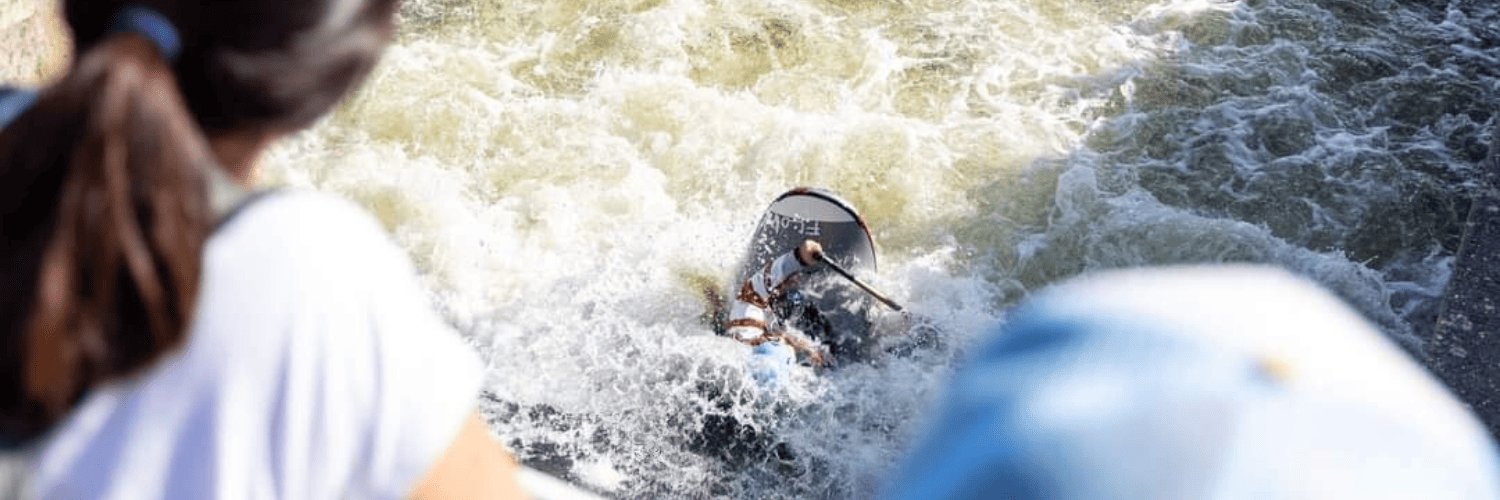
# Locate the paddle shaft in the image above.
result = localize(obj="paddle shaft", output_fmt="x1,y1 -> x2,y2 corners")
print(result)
818,254 -> 904,312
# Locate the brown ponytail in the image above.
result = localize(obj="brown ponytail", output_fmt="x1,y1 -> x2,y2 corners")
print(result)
0,34 -> 216,440
0,0 -> 400,443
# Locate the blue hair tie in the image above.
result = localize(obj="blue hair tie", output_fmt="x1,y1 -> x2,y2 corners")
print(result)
109,5 -> 181,62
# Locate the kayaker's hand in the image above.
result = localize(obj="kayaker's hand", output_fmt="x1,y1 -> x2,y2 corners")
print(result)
796,239 -> 824,267
807,347 -> 828,367
776,331 -> 830,367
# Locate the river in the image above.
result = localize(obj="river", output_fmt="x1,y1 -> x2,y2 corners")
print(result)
7,0 -> 1498,498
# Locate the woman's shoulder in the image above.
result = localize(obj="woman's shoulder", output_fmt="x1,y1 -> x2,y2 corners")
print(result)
207,189 -> 408,283
217,189 -> 393,248
195,188 -> 430,341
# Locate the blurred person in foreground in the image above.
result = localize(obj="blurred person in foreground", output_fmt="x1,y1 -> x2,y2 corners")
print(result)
0,0 -> 527,498
881,265 -> 1500,500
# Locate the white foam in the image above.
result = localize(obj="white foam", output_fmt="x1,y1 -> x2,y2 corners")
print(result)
256,0 -> 1459,495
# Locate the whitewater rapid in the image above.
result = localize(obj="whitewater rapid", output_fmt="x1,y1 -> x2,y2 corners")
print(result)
5,0 -> 1493,498
257,0 -> 1498,497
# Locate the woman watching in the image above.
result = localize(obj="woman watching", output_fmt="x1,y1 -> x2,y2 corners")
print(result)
0,0 -> 526,498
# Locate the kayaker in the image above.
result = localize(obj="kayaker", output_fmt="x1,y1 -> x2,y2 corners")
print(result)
726,239 -> 832,367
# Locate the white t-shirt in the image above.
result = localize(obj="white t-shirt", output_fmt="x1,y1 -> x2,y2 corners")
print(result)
27,192 -> 485,499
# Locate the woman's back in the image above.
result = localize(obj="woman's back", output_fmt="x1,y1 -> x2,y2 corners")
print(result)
0,1 -> 528,497
30,192 -> 486,498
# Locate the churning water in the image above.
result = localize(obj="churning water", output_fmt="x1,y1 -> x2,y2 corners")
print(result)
0,0 -> 1486,498
250,0 -> 1496,497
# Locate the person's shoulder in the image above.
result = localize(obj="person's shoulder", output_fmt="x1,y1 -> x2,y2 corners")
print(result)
218,189 -> 399,258
192,188 -> 429,360
205,189 -> 411,292
223,189 -> 390,244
